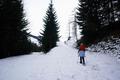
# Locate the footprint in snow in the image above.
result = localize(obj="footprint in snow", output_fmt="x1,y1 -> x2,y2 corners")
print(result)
91,65 -> 100,71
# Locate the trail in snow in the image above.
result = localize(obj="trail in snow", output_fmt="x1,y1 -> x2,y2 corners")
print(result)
0,42 -> 120,80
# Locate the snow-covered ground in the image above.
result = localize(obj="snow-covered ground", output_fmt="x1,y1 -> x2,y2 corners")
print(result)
0,42 -> 120,80
89,37 -> 120,60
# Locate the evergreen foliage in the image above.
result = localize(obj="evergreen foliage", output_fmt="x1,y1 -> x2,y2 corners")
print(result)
0,0 -> 32,58
76,0 -> 100,45
40,0 -> 59,53
76,0 -> 120,45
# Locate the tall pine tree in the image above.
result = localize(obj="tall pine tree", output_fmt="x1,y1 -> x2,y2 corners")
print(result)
40,0 -> 59,53
0,0 -> 31,58
76,0 -> 100,45
76,0 -> 120,45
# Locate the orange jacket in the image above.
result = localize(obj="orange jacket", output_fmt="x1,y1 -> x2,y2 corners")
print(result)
79,44 -> 86,51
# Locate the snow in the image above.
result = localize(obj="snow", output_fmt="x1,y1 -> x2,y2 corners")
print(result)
65,38 -> 77,47
89,37 -> 120,61
0,42 -> 120,80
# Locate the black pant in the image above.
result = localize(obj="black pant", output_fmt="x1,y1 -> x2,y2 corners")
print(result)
80,57 -> 85,64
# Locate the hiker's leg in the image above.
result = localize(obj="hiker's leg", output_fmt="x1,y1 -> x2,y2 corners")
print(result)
83,57 -> 85,65
80,57 -> 82,63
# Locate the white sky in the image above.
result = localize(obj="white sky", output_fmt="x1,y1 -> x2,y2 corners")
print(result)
23,0 -> 78,41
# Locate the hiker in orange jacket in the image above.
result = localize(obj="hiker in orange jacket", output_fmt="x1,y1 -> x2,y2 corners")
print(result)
78,43 -> 87,65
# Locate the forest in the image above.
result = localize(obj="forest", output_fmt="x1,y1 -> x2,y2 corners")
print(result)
0,0 -> 120,58
76,0 -> 120,45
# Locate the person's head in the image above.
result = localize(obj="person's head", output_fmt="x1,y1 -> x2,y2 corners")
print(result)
80,43 -> 83,45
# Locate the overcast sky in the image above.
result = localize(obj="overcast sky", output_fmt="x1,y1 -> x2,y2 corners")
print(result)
23,0 -> 78,41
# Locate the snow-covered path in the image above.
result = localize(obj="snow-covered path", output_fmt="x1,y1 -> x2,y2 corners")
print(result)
0,42 -> 120,80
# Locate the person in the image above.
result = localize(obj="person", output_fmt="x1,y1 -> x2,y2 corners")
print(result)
78,43 -> 86,65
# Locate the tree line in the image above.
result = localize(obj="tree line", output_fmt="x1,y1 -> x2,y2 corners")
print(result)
0,0 -> 59,59
76,0 -> 120,45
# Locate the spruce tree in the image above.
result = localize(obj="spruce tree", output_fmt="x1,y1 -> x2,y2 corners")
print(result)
76,0 -> 120,45
118,0 -> 120,20
40,0 -> 59,53
76,0 -> 100,45
0,0 -> 31,58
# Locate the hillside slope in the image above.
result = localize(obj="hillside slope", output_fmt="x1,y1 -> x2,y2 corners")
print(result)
0,42 -> 120,80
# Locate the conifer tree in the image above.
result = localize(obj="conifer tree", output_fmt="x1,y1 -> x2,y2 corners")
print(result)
76,0 -> 120,45
76,0 -> 100,45
40,0 -> 59,53
118,0 -> 120,20
0,0 -> 31,58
